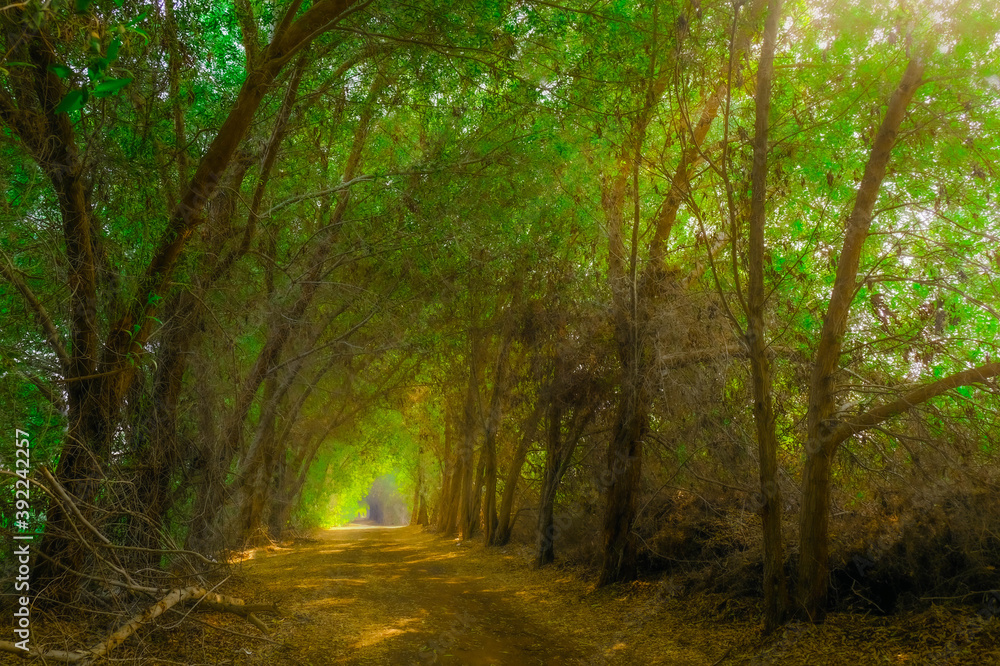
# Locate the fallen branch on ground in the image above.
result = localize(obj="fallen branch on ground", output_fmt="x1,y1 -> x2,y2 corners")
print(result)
0,586 -> 277,663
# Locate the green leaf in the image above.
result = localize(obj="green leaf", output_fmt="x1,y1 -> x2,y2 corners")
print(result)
76,0 -> 92,11
107,38 -> 122,63
87,60 -> 108,81
54,89 -> 86,114
93,78 -> 132,98
48,64 -> 72,79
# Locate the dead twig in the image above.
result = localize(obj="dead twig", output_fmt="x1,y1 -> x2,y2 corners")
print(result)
0,586 -> 279,663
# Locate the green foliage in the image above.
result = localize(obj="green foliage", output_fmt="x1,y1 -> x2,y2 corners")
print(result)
294,408 -> 421,528
1,0 -> 999,597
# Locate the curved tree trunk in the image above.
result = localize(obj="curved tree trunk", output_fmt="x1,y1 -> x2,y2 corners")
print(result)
798,58 -> 925,621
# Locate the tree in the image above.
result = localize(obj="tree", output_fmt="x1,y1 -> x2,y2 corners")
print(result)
1,0 -> 360,599
745,0 -> 788,630
796,53 -> 1000,621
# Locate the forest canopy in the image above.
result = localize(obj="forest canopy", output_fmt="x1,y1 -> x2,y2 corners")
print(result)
1,0 -> 999,634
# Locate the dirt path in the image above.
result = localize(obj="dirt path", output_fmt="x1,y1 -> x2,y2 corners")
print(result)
236,525 -> 1000,666
240,524 -> 715,665
242,525 -> 589,665
5,524 -> 993,664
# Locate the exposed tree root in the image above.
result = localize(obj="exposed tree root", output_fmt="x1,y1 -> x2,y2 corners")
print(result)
0,586 -> 275,663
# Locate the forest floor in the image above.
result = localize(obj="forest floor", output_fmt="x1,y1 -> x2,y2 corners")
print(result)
5,524 -> 1000,664
233,523 -> 722,665
224,524 -> 1000,666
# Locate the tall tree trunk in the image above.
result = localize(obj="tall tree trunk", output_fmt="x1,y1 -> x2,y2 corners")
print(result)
798,58 -> 924,622
482,327 -> 515,545
536,399 -> 592,568
535,401 -> 563,567
438,402 -> 461,536
417,496 -> 429,526
458,333 -> 486,540
598,366 -> 647,585
411,446 -> 424,525
747,0 -> 787,632
238,375 -> 279,545
468,447 -> 487,538
594,0 -> 766,588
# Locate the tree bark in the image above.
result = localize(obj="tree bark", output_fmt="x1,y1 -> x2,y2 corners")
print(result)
458,330 -> 486,540
482,322 -> 516,545
747,0 -> 787,632
492,397 -> 545,546
438,401 -> 461,536
536,400 -> 563,567
798,57 -> 925,622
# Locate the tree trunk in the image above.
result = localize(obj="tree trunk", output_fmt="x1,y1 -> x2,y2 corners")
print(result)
465,439 -> 487,539
747,0 -> 787,631
798,57 -> 925,622
482,327 -> 515,546
438,402 -> 461,536
592,0 -> 768,589
535,401 -> 563,567
238,375 -> 279,546
458,334 -> 486,540
411,446 -> 424,525
598,366 -> 646,586
492,398 -> 544,546
417,495 -> 429,526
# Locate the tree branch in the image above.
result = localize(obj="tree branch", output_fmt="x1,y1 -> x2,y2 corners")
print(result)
234,0 -> 261,65
0,249 -> 70,374
102,0 -> 359,390
829,362 -> 1000,447
0,586 -> 275,662
808,56 -> 925,438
